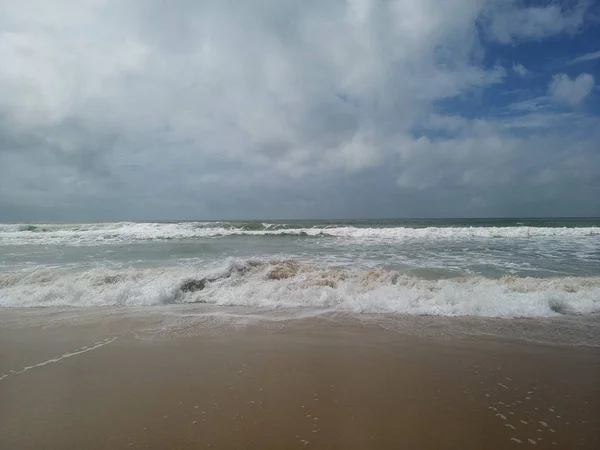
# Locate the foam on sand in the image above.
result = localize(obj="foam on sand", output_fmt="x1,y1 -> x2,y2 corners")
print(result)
0,337 -> 117,382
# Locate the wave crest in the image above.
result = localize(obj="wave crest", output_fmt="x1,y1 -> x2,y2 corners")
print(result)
0,221 -> 598,245
1,258 -> 598,317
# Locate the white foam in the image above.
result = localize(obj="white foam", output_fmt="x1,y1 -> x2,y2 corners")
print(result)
0,258 -> 598,317
0,337 -> 117,382
0,222 -> 598,246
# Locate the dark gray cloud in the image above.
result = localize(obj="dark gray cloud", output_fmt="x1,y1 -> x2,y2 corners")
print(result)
0,0 -> 598,221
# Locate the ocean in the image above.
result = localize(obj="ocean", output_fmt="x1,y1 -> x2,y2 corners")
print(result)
1,218 -> 599,317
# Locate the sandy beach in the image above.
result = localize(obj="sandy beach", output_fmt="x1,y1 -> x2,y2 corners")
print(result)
1,308 -> 598,449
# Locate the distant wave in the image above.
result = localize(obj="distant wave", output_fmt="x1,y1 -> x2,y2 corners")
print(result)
0,222 -> 599,245
1,258 -> 599,317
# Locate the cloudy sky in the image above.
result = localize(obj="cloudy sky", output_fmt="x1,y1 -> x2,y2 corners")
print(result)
0,0 -> 599,221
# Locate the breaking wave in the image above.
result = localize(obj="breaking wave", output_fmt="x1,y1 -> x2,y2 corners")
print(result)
0,221 -> 598,246
1,258 -> 598,317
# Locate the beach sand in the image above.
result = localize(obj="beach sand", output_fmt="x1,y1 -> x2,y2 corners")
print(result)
1,310 -> 599,449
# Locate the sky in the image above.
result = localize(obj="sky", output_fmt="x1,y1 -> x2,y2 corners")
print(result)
0,0 -> 599,221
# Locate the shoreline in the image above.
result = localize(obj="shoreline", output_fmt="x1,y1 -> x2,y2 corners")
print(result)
1,308 -> 599,449
1,305 -> 599,347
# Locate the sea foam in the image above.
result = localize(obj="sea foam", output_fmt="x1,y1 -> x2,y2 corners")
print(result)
1,258 -> 598,317
0,222 -> 598,246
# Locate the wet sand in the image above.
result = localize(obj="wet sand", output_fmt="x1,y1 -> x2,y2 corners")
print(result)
1,311 -> 599,449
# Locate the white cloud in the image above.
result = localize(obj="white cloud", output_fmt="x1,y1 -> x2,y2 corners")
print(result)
570,50 -> 600,64
396,121 -> 518,190
512,63 -> 529,77
548,73 -> 595,106
0,0 -> 597,219
324,128 -> 381,173
0,0 -> 504,185
483,1 -> 588,43
505,98 -> 550,113
394,116 -> 600,212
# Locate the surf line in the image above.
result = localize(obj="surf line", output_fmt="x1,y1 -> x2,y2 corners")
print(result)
0,337 -> 117,382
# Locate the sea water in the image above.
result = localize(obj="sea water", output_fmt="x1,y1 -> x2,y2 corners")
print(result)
0,218 -> 598,317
